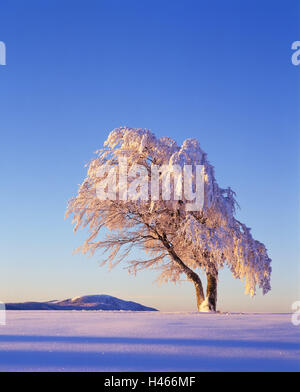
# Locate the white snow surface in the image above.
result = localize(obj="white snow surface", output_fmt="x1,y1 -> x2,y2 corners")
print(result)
0,311 -> 299,372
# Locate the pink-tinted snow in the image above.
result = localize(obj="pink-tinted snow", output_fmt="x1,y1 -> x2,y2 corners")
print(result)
0,311 -> 299,372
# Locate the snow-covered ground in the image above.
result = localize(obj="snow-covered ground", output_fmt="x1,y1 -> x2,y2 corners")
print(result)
0,311 -> 299,372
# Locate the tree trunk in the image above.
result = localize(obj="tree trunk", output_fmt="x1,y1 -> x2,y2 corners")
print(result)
166,243 -> 218,312
160,236 -> 206,312
206,272 -> 218,312
193,275 -> 205,312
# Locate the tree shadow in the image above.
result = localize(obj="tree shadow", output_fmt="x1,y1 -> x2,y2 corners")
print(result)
0,335 -> 299,371
0,335 -> 299,350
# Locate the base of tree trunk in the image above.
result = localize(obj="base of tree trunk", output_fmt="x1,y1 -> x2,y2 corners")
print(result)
198,297 -> 217,312
190,266 -> 218,313
196,272 -> 218,312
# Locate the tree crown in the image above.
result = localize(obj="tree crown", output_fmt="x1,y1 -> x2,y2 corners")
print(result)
66,127 -> 272,297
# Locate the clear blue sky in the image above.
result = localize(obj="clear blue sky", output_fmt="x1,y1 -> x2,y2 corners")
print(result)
0,0 -> 299,312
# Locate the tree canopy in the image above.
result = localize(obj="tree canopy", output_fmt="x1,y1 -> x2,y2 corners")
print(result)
66,127 -> 272,311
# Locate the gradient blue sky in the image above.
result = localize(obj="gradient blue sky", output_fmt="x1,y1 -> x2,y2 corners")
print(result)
0,0 -> 299,312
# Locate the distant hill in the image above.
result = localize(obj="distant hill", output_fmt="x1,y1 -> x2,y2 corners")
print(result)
5,295 -> 157,311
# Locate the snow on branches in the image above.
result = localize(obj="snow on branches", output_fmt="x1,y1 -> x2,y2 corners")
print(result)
66,127 -> 271,301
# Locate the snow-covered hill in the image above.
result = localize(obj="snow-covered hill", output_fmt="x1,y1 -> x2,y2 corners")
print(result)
5,295 -> 157,311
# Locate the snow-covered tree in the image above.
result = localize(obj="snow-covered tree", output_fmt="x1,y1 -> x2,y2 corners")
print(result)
66,127 -> 272,312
